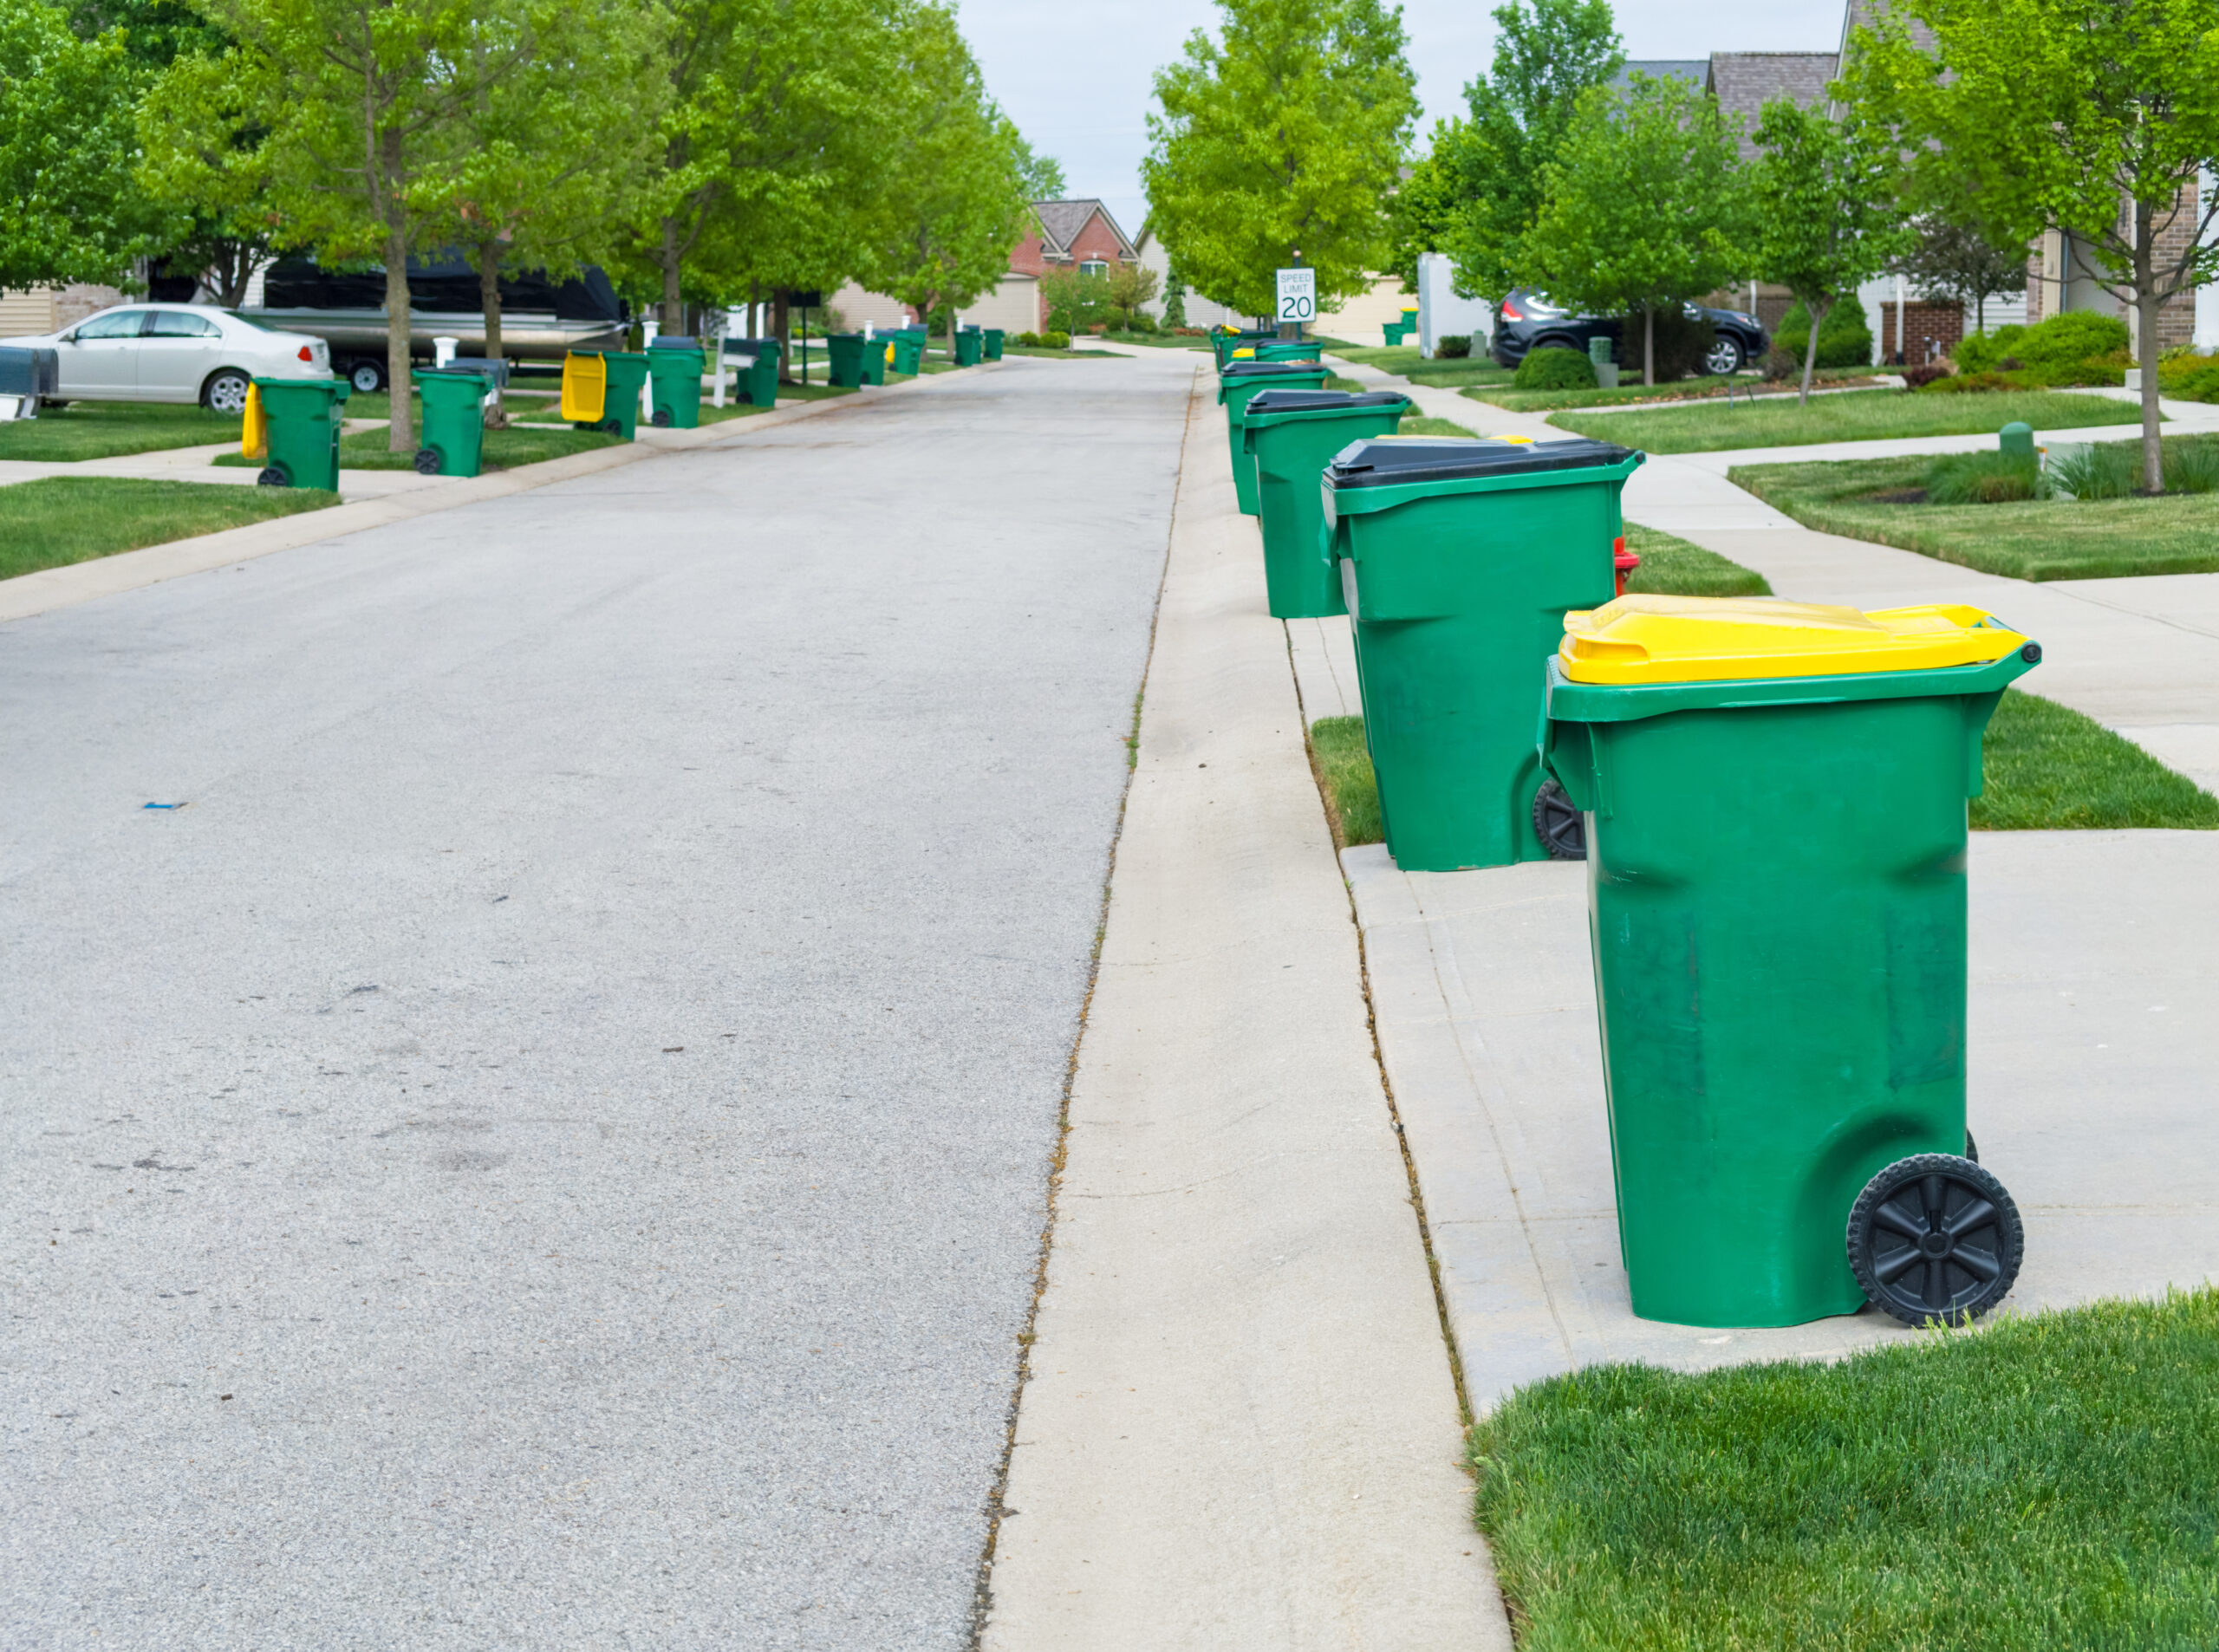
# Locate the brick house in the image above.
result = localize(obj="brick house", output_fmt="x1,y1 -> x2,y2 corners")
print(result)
1007,199 -> 1141,331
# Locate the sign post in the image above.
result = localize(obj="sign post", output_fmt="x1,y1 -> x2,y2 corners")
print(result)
1275,266 -> 1317,338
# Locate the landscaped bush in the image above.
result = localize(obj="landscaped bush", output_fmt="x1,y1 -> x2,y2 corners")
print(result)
1901,361 -> 1953,389
1041,329 -> 1069,350
2046,441 -> 2139,500
1435,334 -> 1472,358
2158,349 -> 2219,403
1957,313 -> 2130,385
1920,369 -> 2016,393
1513,346 -> 1598,390
2164,436 -> 2219,492
1771,300 -> 1874,371
1925,450 -> 2041,504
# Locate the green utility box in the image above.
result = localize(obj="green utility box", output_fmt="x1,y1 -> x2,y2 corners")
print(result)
571,349 -> 649,439
826,334 -> 871,387
1218,359 -> 1332,516
732,338 -> 782,406
1240,389 -> 1411,617
647,337 -> 708,427
251,376 -> 349,491
1212,328 -> 1279,370
1542,595 -> 2041,1329
982,328 -> 1005,361
954,328 -> 984,367
411,368 -> 486,477
1320,436 -> 1638,869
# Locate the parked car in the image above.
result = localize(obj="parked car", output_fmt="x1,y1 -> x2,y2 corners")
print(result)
1489,288 -> 1769,376
0,302 -> 330,414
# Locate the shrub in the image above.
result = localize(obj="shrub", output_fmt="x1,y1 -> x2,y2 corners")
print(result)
2158,351 -> 2219,403
2046,441 -> 2138,500
1954,324 -> 2024,374
1040,329 -> 1070,350
1919,370 -> 2014,394
1514,346 -> 1598,390
1901,361 -> 1953,389
1012,331 -> 1041,348
1773,300 -> 1874,370
2163,438 -> 2219,493
1960,313 -> 2130,385
1925,450 -> 2040,504
1435,333 -> 1472,357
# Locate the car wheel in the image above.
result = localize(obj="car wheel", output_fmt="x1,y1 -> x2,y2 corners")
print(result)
1704,334 -> 1745,375
349,360 -> 387,394
203,369 -> 252,415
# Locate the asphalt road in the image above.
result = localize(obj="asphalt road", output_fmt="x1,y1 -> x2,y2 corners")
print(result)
2,353 -> 1194,1649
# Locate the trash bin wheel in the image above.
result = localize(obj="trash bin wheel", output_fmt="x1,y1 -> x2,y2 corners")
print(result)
413,447 -> 443,476
255,465 -> 290,488
1965,1128 -> 1978,1163
1532,778 -> 1586,861
1847,1153 -> 2021,1326
652,409 -> 674,427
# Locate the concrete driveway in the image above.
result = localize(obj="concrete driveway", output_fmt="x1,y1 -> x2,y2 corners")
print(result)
2,356 -> 1189,1648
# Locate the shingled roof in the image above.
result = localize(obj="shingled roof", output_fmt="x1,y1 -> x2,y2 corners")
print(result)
1031,199 -> 1138,263
1708,52 -> 1840,157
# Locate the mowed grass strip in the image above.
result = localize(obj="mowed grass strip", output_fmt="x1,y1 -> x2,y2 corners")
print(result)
1474,1289 -> 2219,1652
1310,687 -> 2210,843
1623,524 -> 1772,596
1730,451 -> 2219,579
0,400 -> 241,461
0,476 -> 337,580
1975,688 -> 2219,829
1398,415 -> 1481,438
1550,387 -> 2144,454
215,421 -> 622,472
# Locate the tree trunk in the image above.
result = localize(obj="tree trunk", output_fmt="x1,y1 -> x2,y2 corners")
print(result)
772,290 -> 791,381
2134,225 -> 2164,493
475,239 -> 508,429
660,216 -> 684,332
382,223 -> 413,454
1642,305 -> 1655,387
1800,296 -> 1829,406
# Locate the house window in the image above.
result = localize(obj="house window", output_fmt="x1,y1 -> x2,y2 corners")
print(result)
1079,260 -> 1108,277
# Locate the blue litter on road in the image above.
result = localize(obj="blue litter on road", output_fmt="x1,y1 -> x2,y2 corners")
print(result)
142,802 -> 186,810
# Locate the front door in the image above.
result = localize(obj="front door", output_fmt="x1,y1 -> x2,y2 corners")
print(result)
137,309 -> 225,401
57,309 -> 149,397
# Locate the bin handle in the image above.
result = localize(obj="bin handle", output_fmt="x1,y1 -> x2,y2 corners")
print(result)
241,383 -> 267,459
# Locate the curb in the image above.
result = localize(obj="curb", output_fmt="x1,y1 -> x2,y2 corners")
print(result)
0,363 -> 993,625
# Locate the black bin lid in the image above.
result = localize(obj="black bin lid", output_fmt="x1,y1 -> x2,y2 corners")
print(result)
649,335 -> 700,348
1243,389 -> 1407,415
1221,358 -> 1330,380
1325,436 -> 1637,488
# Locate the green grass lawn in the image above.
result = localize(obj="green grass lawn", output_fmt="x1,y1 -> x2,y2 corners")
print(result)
1310,684 -> 2211,849
1324,374 -> 1367,393
0,476 -> 337,581
1730,448 -> 2219,580
1474,1289 -> 2219,1652
1329,344 -> 1517,389
1552,388 -> 2146,454
1623,524 -> 1773,597
0,400 -> 242,461
1399,415 -> 1481,438
216,421 -> 621,472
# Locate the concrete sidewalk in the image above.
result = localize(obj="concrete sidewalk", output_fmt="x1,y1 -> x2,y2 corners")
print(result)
982,367 -> 1509,1649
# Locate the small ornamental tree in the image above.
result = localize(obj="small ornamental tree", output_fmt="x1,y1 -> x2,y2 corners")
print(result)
1848,0 -> 2219,491
1747,97 -> 1907,401
1142,0 -> 1417,319
1891,211 -> 2028,339
0,0 -> 152,290
1524,75 -> 1747,386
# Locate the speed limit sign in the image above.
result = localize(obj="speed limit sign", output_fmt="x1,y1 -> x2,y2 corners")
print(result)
1276,266 -> 1317,325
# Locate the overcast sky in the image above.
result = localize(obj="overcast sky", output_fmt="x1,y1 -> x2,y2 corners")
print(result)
960,0 -> 1848,237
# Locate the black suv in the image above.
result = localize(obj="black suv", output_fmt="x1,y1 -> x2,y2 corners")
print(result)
1488,288 -> 1769,376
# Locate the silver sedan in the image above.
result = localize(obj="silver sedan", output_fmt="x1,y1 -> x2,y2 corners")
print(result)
0,302 -> 333,415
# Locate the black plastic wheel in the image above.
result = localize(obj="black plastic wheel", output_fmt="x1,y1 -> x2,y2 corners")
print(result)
255,465 -> 289,488
1965,1128 -> 1978,1163
1532,778 -> 1586,861
652,409 -> 674,427
1847,1153 -> 2021,1326
413,447 -> 443,476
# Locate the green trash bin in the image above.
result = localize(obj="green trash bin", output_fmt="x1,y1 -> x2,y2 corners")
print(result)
954,328 -> 984,367
411,368 -> 486,477
1240,389 -> 1411,617
887,331 -> 923,375
732,338 -> 782,406
1211,328 -> 1279,370
647,337 -> 707,428
1252,340 -> 1324,364
982,328 -> 1005,361
572,349 -> 649,439
1540,595 -> 2041,1329
826,334 -> 869,388
1320,436 -> 1639,870
251,376 -> 349,491
1219,359 -> 1332,516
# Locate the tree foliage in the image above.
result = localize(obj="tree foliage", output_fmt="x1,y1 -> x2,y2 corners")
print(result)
1425,0 -> 1623,305
1142,0 -> 1417,319
1846,0 -> 2219,488
0,0 -> 153,289
1891,211 -> 2027,338
1747,97 -> 1905,400
1523,74 -> 1747,384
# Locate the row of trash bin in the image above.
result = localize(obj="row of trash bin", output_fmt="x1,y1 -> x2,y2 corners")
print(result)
241,324 -> 1004,488
1212,338 -> 2040,1335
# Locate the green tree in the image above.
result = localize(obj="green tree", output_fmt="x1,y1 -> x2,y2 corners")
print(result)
1524,74 -> 1747,385
1847,0 -> 2219,491
1142,0 -> 1417,320
1428,0 -> 1622,305
1380,144 -> 1456,292
1747,97 -> 1905,401
1890,210 -> 2027,339
1040,267 -> 1110,332
136,46 -> 289,305
1012,134 -> 1065,200
0,0 -> 152,289
856,4 -> 1031,357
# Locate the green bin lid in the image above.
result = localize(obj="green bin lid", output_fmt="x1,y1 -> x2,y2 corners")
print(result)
1243,389 -> 1406,416
1326,435 -> 1635,489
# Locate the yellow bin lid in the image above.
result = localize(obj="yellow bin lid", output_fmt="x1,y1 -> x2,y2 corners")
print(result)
1559,595 -> 2031,686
